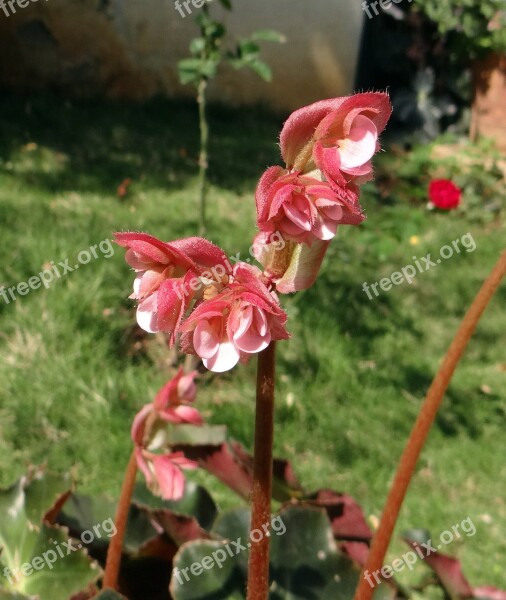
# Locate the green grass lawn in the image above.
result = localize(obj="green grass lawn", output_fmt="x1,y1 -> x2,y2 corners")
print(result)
0,92 -> 504,591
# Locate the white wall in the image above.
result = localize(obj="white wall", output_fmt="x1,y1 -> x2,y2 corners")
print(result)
0,0 -> 364,112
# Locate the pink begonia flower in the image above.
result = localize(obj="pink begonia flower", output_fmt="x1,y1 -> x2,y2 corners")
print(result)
132,369 -> 202,500
181,263 -> 289,373
280,92 -> 392,188
253,92 -> 392,294
135,450 -> 197,501
256,167 -> 364,245
115,233 -> 230,342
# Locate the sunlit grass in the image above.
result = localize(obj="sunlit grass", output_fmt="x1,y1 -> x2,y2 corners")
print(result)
0,93 -> 504,590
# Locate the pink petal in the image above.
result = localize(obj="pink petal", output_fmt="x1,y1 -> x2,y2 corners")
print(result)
132,273 -> 143,298
281,217 -> 308,238
315,92 -> 392,141
231,306 -> 271,353
152,455 -> 186,500
156,275 -> 194,344
254,307 -> 268,336
136,294 -> 159,333
181,298 -> 230,331
312,216 -> 338,241
135,448 -> 153,486
314,143 -> 346,187
154,373 -> 180,410
194,320 -> 220,360
283,203 -> 312,231
231,305 -> 254,339
280,98 -> 346,168
316,201 -> 343,221
159,405 -> 204,425
131,404 -> 153,445
338,115 -> 378,170
177,371 -> 198,403
203,342 -> 240,373
137,268 -> 167,299
125,249 -> 149,271
234,326 -> 271,354
170,237 -> 231,273
115,232 -> 176,266
256,166 -> 287,225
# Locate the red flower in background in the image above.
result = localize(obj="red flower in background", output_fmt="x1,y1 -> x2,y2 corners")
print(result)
429,179 -> 462,210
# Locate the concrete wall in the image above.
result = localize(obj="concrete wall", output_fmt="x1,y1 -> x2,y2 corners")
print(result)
0,0 -> 364,112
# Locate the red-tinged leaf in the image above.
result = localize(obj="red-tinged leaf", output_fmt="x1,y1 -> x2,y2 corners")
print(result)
403,533 -> 473,599
176,440 -> 303,502
339,540 -> 370,566
136,534 -> 178,562
272,457 -> 304,500
308,489 -> 372,541
149,508 -> 212,547
199,441 -> 253,500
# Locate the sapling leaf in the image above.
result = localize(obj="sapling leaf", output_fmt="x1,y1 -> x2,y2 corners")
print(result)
237,39 -> 260,57
189,37 -> 206,56
217,0 -> 232,10
177,59 -> 204,86
245,59 -> 272,82
250,29 -> 287,44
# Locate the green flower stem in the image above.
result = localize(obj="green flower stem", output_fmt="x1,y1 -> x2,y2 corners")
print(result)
102,449 -> 138,591
353,249 -> 506,600
247,342 -> 277,600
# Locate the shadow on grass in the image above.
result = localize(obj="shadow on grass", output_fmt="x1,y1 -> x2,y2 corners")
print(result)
0,90 -> 283,196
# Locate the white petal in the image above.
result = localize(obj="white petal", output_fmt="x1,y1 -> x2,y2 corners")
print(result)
194,320 -> 220,360
203,342 -> 240,373
338,115 -> 378,170
136,295 -> 159,333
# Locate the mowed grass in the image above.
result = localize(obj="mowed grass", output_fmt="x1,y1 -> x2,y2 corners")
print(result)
0,92 -> 504,590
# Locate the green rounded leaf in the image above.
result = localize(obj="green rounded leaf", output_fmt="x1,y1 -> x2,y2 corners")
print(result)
170,540 -> 244,599
0,475 -> 100,600
132,481 -> 217,530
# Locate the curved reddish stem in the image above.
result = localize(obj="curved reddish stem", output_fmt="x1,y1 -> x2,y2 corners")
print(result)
102,449 -> 138,591
247,342 -> 276,600
353,250 -> 506,600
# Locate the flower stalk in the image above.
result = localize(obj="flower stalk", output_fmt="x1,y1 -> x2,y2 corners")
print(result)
353,249 -> 506,600
246,342 -> 277,600
102,449 -> 138,591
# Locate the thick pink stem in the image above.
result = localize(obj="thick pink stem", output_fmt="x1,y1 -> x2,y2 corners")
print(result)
246,342 -> 276,600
